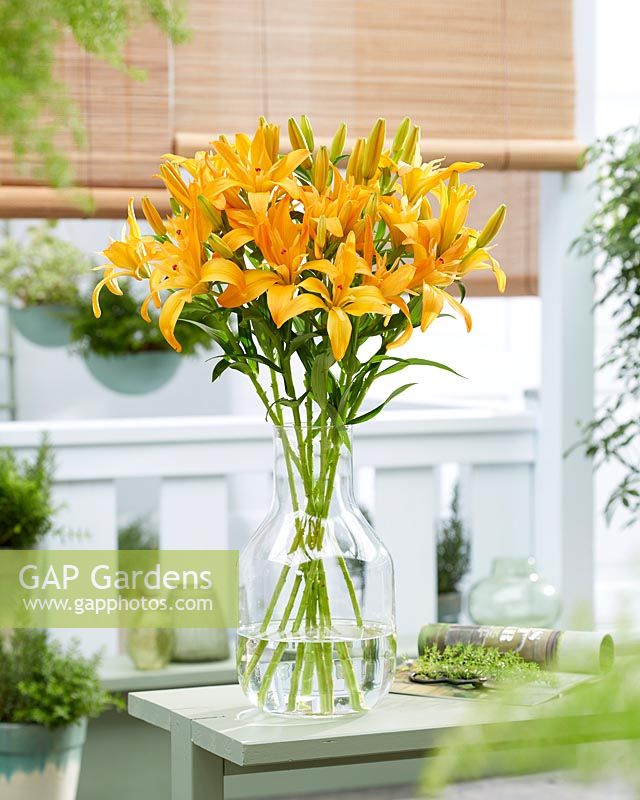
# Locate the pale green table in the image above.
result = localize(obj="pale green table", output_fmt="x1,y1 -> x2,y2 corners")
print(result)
129,684 -> 583,800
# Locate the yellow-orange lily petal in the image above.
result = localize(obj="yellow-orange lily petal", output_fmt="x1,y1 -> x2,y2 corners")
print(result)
271,289 -> 325,328
421,284 -> 444,331
159,289 -> 191,352
327,307 -> 352,361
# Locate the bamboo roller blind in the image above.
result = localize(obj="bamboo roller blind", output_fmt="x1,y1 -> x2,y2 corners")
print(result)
0,0 -> 576,293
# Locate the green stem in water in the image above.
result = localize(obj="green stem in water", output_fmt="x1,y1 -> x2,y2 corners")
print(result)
301,645 -> 315,698
256,640 -> 287,708
336,641 -> 364,712
287,642 -> 306,712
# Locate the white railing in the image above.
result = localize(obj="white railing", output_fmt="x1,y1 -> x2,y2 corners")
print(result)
0,409 -> 537,654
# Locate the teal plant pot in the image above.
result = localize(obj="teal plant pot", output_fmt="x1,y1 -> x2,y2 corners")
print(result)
84,351 -> 180,395
0,720 -> 87,800
9,305 -> 72,348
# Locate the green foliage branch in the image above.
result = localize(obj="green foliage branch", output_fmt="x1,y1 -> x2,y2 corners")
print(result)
573,125 -> 640,528
0,0 -> 188,187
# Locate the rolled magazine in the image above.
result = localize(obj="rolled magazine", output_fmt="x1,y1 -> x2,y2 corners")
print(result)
418,623 -> 615,675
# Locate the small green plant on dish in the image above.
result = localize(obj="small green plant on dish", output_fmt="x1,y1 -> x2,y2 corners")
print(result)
0,222 -> 88,307
69,283 -> 214,357
411,644 -> 546,684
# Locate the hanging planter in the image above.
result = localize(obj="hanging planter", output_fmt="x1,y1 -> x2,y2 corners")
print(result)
69,280 -> 212,395
84,350 -> 180,395
9,305 -> 73,348
0,222 -> 89,349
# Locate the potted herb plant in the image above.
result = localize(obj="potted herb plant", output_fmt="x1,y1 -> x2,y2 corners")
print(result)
69,284 -> 212,395
0,222 -> 88,347
0,439 -> 56,550
437,484 -> 471,623
0,630 -> 116,800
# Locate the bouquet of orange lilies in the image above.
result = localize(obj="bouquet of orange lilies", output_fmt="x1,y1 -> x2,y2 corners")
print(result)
95,115 -> 506,714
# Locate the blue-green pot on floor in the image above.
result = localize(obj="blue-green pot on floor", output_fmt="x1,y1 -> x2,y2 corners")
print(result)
84,351 -> 181,395
9,305 -> 72,348
0,720 -> 87,800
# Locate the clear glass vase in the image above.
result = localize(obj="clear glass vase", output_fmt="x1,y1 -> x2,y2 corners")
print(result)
237,424 -> 396,716
468,557 -> 561,627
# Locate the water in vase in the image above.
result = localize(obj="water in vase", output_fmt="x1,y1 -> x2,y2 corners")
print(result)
238,620 -> 396,716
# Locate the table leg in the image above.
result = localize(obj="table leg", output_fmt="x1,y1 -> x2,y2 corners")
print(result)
170,713 -> 224,800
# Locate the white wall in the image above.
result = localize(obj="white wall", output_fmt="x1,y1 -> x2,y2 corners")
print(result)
593,0 -> 640,626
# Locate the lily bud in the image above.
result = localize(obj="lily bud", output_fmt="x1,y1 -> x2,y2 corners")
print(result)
197,195 -> 223,229
263,123 -> 279,163
141,196 -> 165,236
338,199 -> 354,229
362,117 -> 386,181
288,118 -> 312,169
346,137 -> 366,183
448,171 -> 459,192
419,197 -> 432,220
316,215 -> 327,250
401,125 -> 421,165
392,116 -> 412,155
209,233 -> 235,259
477,204 -> 507,248
330,123 -> 347,161
300,115 -> 315,151
288,117 -> 307,151
313,146 -> 330,191
258,115 -> 268,127
363,191 -> 378,219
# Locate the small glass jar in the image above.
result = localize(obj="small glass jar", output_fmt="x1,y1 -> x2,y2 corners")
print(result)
468,557 -> 561,627
127,626 -> 174,670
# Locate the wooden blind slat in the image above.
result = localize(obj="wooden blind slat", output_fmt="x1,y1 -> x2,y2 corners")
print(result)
171,0 -> 578,166
0,0 -> 560,298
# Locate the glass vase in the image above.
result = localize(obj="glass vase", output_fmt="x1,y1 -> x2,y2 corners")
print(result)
237,424 -> 396,716
468,557 -> 561,627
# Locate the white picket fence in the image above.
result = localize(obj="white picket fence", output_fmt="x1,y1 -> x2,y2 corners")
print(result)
0,409 -> 537,655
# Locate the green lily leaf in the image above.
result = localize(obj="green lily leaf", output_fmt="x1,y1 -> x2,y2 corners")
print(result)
347,382 -> 417,425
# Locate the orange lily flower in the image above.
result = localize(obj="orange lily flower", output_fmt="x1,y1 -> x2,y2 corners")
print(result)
294,234 -> 390,361
141,201 -> 240,351
211,123 -> 309,221
400,160 -> 483,205
378,195 -> 421,248
92,198 -> 155,316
